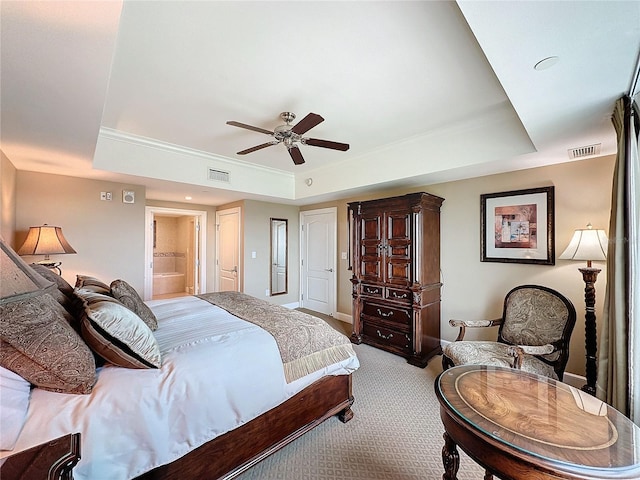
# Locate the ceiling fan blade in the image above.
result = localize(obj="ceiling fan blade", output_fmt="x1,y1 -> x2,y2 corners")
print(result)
237,141 -> 278,155
288,145 -> 305,165
226,121 -> 274,136
304,138 -> 350,151
291,113 -> 324,135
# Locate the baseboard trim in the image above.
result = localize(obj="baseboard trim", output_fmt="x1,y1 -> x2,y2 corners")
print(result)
562,372 -> 587,389
334,312 -> 352,324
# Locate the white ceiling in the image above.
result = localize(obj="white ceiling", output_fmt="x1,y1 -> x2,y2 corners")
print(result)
2,1 -> 639,206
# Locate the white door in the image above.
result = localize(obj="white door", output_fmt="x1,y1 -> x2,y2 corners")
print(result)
300,208 -> 337,315
216,207 -> 241,292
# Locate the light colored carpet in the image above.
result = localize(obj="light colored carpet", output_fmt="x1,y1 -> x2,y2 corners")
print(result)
236,340 -> 486,479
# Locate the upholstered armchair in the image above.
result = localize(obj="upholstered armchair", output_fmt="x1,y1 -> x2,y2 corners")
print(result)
442,285 -> 577,380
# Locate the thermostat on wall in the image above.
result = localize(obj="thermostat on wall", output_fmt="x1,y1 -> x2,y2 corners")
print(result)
123,190 -> 135,204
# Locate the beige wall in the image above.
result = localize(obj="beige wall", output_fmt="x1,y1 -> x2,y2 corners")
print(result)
0,152 -> 17,242
242,200 -> 300,305
303,155 -> 616,377
15,171 -> 147,292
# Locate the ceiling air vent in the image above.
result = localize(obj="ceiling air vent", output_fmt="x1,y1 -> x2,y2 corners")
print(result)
208,168 -> 230,183
568,144 -> 601,159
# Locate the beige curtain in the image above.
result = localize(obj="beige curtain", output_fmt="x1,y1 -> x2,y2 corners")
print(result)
597,95 -> 640,422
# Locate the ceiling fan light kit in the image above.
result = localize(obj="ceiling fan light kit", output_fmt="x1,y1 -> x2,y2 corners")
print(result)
226,111 -> 349,165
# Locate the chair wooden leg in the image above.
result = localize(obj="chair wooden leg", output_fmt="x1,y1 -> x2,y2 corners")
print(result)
442,354 -> 454,371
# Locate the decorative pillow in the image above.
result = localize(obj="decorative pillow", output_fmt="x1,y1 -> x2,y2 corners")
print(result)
75,275 -> 111,295
0,294 -> 96,394
30,264 -> 74,297
110,279 -> 158,331
30,264 -> 82,327
74,288 -> 123,306
77,293 -> 161,369
0,366 -> 31,450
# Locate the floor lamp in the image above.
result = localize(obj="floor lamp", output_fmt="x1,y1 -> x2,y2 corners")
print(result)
559,223 -> 608,396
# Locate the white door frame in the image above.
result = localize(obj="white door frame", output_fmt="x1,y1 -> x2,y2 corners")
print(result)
299,207 -> 337,315
144,206 -> 207,300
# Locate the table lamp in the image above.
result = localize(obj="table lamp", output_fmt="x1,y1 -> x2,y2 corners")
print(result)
559,223 -> 608,396
17,225 -> 76,275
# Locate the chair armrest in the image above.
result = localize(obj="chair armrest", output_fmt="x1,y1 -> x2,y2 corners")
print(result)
449,318 -> 502,341
516,344 -> 555,356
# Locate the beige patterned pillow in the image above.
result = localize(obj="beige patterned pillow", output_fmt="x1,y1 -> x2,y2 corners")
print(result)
75,275 -> 111,295
0,294 -> 96,394
30,264 -> 82,328
77,292 -> 161,369
110,279 -> 158,331
30,264 -> 74,297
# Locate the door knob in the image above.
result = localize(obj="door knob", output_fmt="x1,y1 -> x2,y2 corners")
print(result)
325,268 -> 334,272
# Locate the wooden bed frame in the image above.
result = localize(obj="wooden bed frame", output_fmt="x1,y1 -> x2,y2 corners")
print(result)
0,374 -> 353,479
137,373 -> 354,479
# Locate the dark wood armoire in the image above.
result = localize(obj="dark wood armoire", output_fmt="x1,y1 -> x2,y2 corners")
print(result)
349,192 -> 444,367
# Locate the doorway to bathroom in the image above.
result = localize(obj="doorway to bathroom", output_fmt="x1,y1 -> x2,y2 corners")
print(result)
144,207 -> 207,301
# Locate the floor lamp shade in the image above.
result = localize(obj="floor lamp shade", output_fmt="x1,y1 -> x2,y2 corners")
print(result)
559,225 -> 608,266
17,225 -> 77,260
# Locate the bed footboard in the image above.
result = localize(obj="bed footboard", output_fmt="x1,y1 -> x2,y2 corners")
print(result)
136,373 -> 354,480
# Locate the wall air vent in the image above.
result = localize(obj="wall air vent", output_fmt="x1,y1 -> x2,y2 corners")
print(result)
568,144 -> 601,159
208,168 -> 230,183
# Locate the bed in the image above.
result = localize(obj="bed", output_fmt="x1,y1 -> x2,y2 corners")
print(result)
0,240 -> 358,479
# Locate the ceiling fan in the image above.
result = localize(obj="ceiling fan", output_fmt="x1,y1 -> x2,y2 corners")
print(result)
226,112 -> 349,165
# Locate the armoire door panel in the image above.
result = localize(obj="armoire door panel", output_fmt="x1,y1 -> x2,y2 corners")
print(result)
386,213 -> 410,241
361,217 -> 382,242
386,262 -> 411,285
361,260 -> 381,280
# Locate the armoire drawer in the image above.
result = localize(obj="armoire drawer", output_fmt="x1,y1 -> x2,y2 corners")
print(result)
385,287 -> 411,304
362,321 -> 412,353
361,301 -> 411,328
361,284 -> 383,298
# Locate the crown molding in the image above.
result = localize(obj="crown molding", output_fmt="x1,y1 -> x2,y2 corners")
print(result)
98,127 -> 293,178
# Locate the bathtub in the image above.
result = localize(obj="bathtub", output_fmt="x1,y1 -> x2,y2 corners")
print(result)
153,272 -> 185,296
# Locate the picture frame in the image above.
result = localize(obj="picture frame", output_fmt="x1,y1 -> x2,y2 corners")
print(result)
480,186 -> 555,265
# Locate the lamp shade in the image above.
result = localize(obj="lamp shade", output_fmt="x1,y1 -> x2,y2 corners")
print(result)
17,225 -> 76,258
559,224 -> 607,262
1,236 -> 53,305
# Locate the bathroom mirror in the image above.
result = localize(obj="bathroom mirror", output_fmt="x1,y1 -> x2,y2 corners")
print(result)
270,218 -> 288,296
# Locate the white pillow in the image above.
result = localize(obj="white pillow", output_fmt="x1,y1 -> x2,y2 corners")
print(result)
0,366 -> 31,450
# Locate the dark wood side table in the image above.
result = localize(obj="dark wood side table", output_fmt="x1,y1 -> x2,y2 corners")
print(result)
435,365 -> 640,480
0,433 -> 80,480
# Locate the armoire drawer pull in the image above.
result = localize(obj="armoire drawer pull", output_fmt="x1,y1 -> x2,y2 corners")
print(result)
390,291 -> 408,299
377,308 -> 393,318
376,330 -> 393,340
365,287 -> 379,294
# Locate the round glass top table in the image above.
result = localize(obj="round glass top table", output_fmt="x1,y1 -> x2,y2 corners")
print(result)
435,365 -> 640,480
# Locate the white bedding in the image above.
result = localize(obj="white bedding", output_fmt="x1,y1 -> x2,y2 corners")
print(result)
1,296 -> 359,479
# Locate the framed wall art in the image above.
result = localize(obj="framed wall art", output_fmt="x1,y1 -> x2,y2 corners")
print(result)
480,186 -> 555,265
